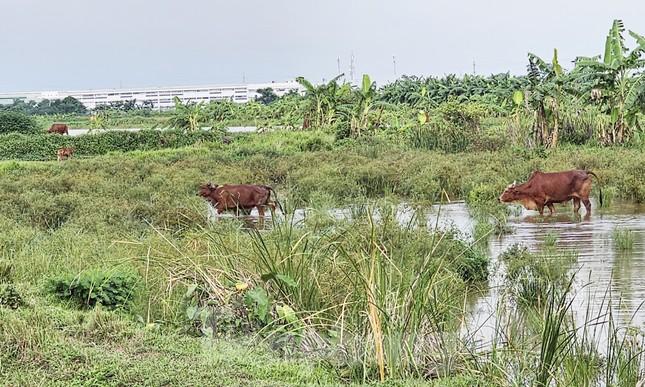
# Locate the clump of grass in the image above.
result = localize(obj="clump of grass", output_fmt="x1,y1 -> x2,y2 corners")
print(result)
543,231 -> 558,248
601,186 -> 617,207
0,261 -> 13,283
613,228 -> 635,251
499,244 -> 575,308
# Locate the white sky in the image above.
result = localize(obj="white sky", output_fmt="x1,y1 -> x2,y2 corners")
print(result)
0,0 -> 643,91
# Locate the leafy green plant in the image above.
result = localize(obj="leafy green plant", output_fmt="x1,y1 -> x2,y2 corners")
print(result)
0,111 -> 38,135
0,283 -> 24,309
573,20 -> 645,144
47,270 -> 138,310
0,129 -> 223,161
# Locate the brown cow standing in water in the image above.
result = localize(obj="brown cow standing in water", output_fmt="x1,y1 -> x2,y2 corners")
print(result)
499,170 -> 602,215
48,123 -> 69,135
57,147 -> 74,161
197,183 -> 280,220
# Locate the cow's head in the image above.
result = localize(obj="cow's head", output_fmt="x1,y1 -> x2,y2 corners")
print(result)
197,182 -> 218,198
499,181 -> 522,203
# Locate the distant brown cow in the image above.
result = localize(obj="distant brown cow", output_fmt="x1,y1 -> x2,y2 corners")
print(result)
48,123 -> 69,135
499,170 -> 602,215
197,183 -> 280,219
57,147 -> 74,161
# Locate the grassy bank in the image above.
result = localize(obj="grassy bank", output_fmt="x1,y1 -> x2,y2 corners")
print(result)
0,131 -> 643,385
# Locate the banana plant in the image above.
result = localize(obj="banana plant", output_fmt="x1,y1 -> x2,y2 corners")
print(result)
168,97 -> 206,131
296,74 -> 346,129
573,20 -> 645,144
525,48 -> 567,147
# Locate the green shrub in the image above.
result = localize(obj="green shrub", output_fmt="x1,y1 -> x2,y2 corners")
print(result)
48,270 -> 138,310
0,283 -> 23,309
0,129 -> 223,161
0,111 -> 38,134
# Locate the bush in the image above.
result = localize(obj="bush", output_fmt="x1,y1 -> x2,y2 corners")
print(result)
48,270 -> 138,310
0,284 -> 23,309
0,111 -> 38,135
0,129 -> 224,161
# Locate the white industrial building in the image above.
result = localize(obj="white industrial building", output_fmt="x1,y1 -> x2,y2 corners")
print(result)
0,81 -> 303,110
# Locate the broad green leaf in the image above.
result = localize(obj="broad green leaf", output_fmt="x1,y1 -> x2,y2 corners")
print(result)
417,111 -> 427,125
186,306 -> 198,320
512,90 -> 524,106
244,288 -> 270,323
552,49 -> 563,77
276,304 -> 297,324
275,274 -> 297,288
184,283 -> 198,299
629,30 -> 645,48
361,74 -> 374,95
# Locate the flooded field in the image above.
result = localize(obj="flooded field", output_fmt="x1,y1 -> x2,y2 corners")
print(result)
208,199 -> 645,347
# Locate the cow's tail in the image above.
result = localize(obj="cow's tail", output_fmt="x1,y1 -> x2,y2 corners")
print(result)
587,171 -> 603,207
264,185 -> 285,214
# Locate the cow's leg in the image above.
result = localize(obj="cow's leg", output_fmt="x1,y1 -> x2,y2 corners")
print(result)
582,199 -> 592,214
257,206 -> 265,227
547,203 -> 556,215
573,198 -> 581,213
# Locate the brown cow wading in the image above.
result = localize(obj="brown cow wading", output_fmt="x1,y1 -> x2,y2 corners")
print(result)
197,183 -> 279,220
48,123 -> 69,135
499,170 -> 602,215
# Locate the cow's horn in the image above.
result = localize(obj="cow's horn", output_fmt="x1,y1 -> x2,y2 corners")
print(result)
512,180 -> 516,186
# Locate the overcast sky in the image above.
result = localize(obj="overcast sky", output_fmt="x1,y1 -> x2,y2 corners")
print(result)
0,0 -> 643,91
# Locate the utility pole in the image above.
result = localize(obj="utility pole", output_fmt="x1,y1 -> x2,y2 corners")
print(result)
349,51 -> 355,83
472,59 -> 476,75
393,55 -> 397,79
242,72 -> 246,83
337,57 -> 341,76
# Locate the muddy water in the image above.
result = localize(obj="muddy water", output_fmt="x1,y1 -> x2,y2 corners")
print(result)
441,200 -> 645,347
206,200 -> 645,344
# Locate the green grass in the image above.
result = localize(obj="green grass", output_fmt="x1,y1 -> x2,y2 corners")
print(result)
613,228 -> 635,251
543,232 -> 559,248
0,130 -> 643,385
0,303 -> 337,386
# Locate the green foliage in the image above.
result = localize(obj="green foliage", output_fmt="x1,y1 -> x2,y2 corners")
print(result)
0,111 -> 38,134
255,87 -> 279,105
0,129 -> 223,161
244,287 -> 271,324
167,97 -> 207,131
0,284 -> 23,309
500,244 -> 575,307
48,271 -> 138,310
0,96 -> 86,115
573,19 -> 645,144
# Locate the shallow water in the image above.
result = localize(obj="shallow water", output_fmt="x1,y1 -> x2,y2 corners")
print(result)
448,200 -> 645,347
206,200 -> 645,345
